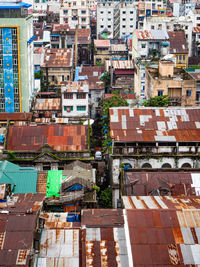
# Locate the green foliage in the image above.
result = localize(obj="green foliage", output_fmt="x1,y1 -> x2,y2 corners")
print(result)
100,72 -> 111,88
93,185 -> 100,192
96,62 -> 104,66
7,150 -> 16,159
99,188 -> 112,208
143,95 -> 170,107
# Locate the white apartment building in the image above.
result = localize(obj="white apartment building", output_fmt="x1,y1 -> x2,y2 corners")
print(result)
60,0 -> 90,29
97,1 -> 136,39
61,81 -> 89,118
143,16 -> 194,56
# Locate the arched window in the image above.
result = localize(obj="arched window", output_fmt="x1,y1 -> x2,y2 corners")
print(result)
162,163 -> 172,168
141,163 -> 152,168
181,163 -> 192,168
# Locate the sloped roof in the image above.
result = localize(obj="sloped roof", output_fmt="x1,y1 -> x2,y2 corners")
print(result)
0,161 -> 38,194
109,107 -> 200,142
136,29 -> 169,40
168,31 -> 188,54
77,28 -> 91,44
94,39 -> 110,47
42,48 -> 73,68
7,125 -> 88,151
125,171 -> 200,196
34,98 -> 61,111
123,196 -> 200,266
0,193 -> 44,266
78,65 -> 105,90
0,113 -> 32,121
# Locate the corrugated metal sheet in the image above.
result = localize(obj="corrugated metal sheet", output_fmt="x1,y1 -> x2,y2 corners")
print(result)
40,213 -> 73,229
34,98 -> 61,111
122,196 -> 200,210
82,227 -> 129,267
136,29 -> 169,40
124,196 -> 200,266
61,81 -> 89,93
125,171 -> 200,196
7,124 -> 87,151
42,48 -> 73,68
110,107 -> 200,142
40,229 -> 79,257
0,193 -> 44,266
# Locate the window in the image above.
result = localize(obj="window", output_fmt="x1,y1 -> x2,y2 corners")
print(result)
51,75 -> 54,82
64,93 -> 73,99
77,106 -> 86,111
183,55 -> 185,61
73,1 -> 76,5
81,1 -> 85,5
197,17 -> 200,20
108,18 -> 111,21
108,25 -> 111,28
77,93 -> 86,99
64,106 -> 73,111
61,75 -> 64,82
158,90 -> 163,96
141,43 -> 146,48
64,10 -> 68,14
179,55 -> 182,60
130,11 -> 133,14
81,10 -> 86,14
122,25 -> 126,28
100,11 -> 104,14
81,18 -> 86,22
108,11 -> 111,14
122,18 -> 126,21
186,90 -> 191,97
151,25 -> 155,29
185,26 -> 188,29
122,11 -> 126,14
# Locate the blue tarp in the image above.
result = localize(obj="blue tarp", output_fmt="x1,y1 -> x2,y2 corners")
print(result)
66,184 -> 84,191
27,35 -> 36,44
0,134 -> 4,143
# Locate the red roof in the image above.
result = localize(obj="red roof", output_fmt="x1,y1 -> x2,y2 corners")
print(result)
109,107 -> 200,142
114,69 -> 134,75
7,125 -> 88,151
0,113 -> 32,121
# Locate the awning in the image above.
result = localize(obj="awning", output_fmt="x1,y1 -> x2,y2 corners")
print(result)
162,43 -> 169,46
27,35 -> 36,44
50,35 -> 60,37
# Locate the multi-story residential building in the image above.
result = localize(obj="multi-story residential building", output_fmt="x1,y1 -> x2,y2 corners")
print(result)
97,0 -> 136,39
50,25 -> 91,65
0,0 -> 34,112
132,29 -> 170,59
75,65 -> 105,118
136,0 -> 166,30
143,16 -> 194,56
109,106 -> 200,207
61,81 -> 89,119
94,40 -> 128,65
145,60 -> 196,106
41,48 -> 74,90
60,0 -> 90,29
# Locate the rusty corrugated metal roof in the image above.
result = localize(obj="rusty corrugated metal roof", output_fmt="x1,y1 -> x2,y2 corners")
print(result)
168,31 -> 188,54
38,212 -> 80,266
125,171 -> 200,196
123,196 -> 200,210
61,81 -> 89,93
34,98 -> 61,111
0,193 -> 44,266
109,107 -> 200,142
81,209 -> 124,227
81,209 -> 129,267
78,66 -> 105,90
0,113 -> 32,122
42,48 -> 73,68
94,39 -> 110,48
7,124 -> 88,151
124,196 -> 200,266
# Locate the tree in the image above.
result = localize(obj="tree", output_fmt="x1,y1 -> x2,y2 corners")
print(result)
99,188 -> 112,208
100,72 -> 110,89
143,95 -> 170,107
